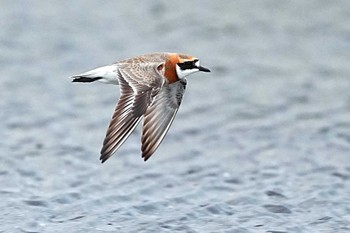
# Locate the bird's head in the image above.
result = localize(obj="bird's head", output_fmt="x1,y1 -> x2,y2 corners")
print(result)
175,57 -> 211,79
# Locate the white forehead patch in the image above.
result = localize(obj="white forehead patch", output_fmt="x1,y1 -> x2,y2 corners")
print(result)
194,60 -> 200,67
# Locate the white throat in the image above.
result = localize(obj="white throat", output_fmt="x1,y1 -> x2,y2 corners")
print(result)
176,65 -> 199,79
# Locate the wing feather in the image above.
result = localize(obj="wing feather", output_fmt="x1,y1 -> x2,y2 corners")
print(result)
141,79 -> 187,161
100,65 -> 164,163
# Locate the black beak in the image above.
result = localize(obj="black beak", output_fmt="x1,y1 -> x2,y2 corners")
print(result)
198,66 -> 211,72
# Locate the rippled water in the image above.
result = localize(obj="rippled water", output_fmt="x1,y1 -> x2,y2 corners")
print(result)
1,1 -> 350,232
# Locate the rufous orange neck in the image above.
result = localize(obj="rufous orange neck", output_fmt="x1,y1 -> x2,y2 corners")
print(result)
164,54 -> 180,83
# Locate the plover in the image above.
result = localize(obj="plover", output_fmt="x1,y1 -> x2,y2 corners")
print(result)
71,53 -> 210,162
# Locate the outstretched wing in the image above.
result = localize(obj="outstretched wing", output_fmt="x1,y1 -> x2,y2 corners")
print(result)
100,64 -> 164,163
141,79 -> 187,161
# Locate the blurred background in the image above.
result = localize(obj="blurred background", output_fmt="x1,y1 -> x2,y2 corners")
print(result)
1,1 -> 350,232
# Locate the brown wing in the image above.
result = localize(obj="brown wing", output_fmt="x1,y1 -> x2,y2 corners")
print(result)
100,64 -> 164,163
141,79 -> 187,161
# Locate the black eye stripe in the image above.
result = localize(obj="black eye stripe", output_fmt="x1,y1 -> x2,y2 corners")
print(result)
178,59 -> 199,70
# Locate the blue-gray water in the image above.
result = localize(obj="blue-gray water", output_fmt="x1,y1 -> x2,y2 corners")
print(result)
1,1 -> 350,232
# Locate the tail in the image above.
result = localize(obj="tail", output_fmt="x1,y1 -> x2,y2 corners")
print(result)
70,65 -> 119,84
72,76 -> 102,83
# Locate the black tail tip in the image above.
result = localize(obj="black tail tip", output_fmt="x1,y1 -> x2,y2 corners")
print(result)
71,77 -> 102,83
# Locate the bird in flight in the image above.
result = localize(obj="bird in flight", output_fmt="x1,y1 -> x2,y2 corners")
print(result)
71,52 -> 210,162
